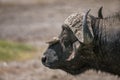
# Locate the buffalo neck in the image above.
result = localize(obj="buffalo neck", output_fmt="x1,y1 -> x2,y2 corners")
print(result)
91,13 -> 120,75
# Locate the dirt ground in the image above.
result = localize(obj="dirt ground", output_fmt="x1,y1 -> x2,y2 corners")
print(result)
0,0 -> 120,80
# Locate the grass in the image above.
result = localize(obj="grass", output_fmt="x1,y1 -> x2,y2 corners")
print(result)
0,40 -> 37,62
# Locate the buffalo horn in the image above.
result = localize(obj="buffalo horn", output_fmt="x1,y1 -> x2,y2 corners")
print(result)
83,9 -> 93,44
98,6 -> 103,19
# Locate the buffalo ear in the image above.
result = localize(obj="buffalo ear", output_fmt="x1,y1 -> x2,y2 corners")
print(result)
46,37 -> 60,45
98,6 -> 103,19
82,9 -> 94,44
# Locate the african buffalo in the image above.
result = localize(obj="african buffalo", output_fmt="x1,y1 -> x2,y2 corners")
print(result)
42,7 -> 120,76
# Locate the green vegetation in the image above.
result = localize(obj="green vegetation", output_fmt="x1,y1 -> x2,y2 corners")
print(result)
0,40 -> 37,62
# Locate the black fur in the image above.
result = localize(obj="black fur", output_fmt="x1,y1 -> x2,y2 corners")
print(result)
42,11 -> 120,76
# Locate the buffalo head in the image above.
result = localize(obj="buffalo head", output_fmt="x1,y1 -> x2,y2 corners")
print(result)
42,8 -> 103,75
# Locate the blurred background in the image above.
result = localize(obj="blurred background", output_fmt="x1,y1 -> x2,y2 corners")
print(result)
0,0 -> 119,80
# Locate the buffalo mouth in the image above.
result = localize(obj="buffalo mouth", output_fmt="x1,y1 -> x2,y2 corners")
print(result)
42,63 -> 58,69
42,62 -> 61,69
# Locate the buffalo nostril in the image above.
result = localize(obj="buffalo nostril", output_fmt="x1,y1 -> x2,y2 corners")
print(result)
42,56 -> 47,63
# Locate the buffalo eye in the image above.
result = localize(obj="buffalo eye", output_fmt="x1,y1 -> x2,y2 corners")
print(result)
60,27 -> 70,42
